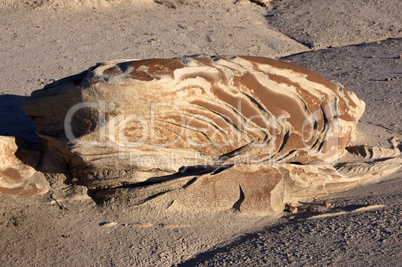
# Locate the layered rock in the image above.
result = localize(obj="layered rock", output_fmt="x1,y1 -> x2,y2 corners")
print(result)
22,56 -> 365,187
21,55 -> 374,214
0,136 -> 49,196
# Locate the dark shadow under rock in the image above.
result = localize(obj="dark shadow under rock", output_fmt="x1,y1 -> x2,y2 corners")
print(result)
0,95 -> 38,143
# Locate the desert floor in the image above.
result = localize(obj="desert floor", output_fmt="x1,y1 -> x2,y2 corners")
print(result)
0,0 -> 401,266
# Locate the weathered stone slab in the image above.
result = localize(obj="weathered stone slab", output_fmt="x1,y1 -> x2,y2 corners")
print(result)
266,0 -> 402,48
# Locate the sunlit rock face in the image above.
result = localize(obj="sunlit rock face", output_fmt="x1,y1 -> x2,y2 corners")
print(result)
0,136 -> 48,196
20,55 -> 380,215
22,56 -> 365,191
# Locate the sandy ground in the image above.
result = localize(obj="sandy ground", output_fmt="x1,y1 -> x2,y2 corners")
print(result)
0,0 -> 401,266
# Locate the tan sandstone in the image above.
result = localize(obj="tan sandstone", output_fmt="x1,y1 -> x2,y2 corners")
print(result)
21,55 -> 389,214
0,136 -> 49,196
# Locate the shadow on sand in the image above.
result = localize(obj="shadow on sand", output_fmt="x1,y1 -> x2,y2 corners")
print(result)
0,94 -> 39,143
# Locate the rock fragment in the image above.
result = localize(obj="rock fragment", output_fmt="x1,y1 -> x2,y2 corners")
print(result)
0,136 -> 48,196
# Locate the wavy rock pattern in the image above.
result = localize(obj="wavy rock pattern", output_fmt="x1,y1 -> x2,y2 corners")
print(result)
22,56 -> 365,186
22,55 -> 396,214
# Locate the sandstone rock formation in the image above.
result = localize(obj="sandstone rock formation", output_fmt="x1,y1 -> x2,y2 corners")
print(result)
23,55 -> 397,214
0,136 -> 49,196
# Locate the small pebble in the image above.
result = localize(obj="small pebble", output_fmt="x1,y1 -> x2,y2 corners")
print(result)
285,203 -> 298,213
99,222 -> 118,227
250,0 -> 269,7
124,223 -> 153,227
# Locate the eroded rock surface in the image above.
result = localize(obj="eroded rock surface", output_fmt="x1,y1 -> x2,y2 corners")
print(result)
0,136 -> 48,196
22,56 -> 365,185
22,55 -> 395,215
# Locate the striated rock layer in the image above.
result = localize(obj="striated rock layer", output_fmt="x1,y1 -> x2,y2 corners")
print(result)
21,55 -> 377,214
